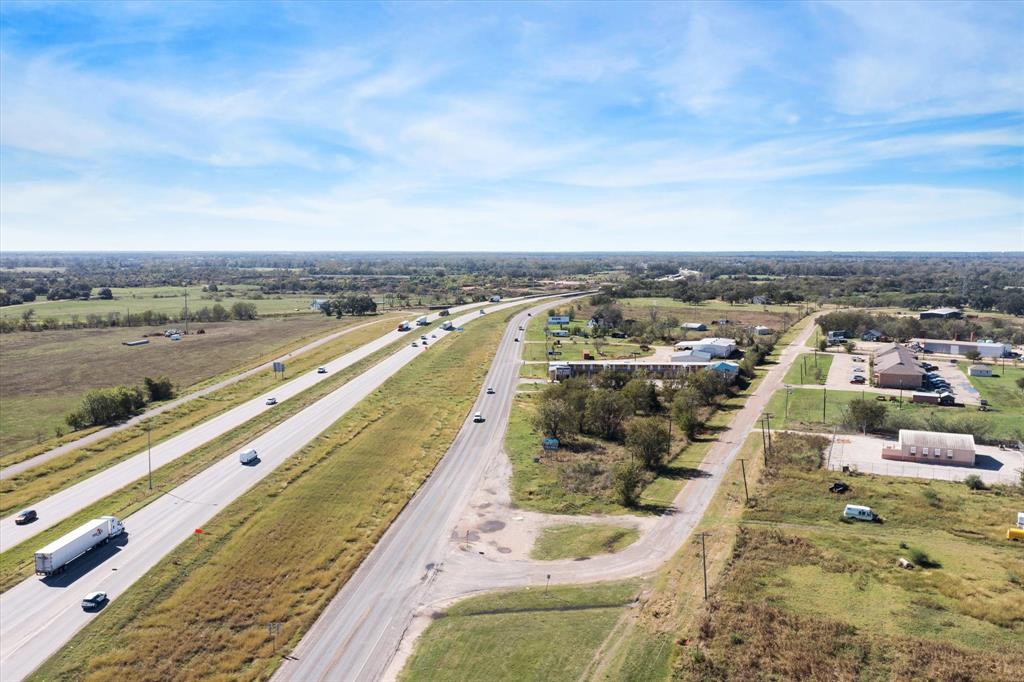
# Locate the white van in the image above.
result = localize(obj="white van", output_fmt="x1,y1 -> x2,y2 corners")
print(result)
239,449 -> 258,465
473,412 -> 484,423
843,504 -> 878,522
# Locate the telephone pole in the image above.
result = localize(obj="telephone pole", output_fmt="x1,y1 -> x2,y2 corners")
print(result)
738,459 -> 749,503
699,532 -> 708,600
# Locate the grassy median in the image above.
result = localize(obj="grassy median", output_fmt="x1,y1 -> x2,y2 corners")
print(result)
0,315 -> 403,516
31,304 -> 527,681
531,523 -> 639,560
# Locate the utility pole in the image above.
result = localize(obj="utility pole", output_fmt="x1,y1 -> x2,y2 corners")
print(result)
759,416 -> 769,466
764,413 -> 773,456
184,289 -> 188,334
147,424 -> 153,490
739,458 -> 749,503
822,386 -> 827,423
699,532 -> 708,600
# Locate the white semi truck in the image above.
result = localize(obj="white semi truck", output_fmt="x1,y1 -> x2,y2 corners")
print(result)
34,516 -> 125,576
397,321 -> 412,331
415,315 -> 429,326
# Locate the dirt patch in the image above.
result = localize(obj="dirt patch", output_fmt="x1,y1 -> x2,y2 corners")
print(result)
478,519 -> 506,533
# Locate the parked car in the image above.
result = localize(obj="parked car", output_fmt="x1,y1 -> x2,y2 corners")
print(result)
14,509 -> 37,525
850,376 -> 866,384
852,356 -> 864,362
317,367 -> 328,374
265,397 -> 277,406
81,591 -> 108,611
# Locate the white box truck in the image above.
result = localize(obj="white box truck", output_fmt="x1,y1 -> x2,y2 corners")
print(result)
397,321 -> 412,331
34,516 -> 125,576
239,448 -> 258,465
415,315 -> 429,326
441,320 -> 454,331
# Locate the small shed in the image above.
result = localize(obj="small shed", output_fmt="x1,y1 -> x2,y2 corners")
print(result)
968,364 -> 992,377
754,325 -> 772,335
683,322 -> 707,331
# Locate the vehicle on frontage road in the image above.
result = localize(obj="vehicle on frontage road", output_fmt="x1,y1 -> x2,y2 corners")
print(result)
317,367 -> 328,374
486,387 -> 495,394
15,509 -> 37,525
265,397 -> 278,406
34,516 -> 125,576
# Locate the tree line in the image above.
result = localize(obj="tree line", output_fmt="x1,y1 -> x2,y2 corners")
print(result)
65,376 -> 175,431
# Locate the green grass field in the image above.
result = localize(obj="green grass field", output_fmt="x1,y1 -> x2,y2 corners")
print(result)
962,362 -> 1024,411
401,582 -> 639,682
782,352 -> 833,385
764,386 -> 1023,440
531,523 -> 639,560
521,338 -> 652,363
31,304 -> 529,681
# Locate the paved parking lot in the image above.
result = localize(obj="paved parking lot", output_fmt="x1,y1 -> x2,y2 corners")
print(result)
825,433 -> 1021,485
925,360 -> 981,405
825,351 -> 869,390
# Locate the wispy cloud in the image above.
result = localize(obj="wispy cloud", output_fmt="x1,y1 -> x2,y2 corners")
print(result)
0,0 -> 1021,251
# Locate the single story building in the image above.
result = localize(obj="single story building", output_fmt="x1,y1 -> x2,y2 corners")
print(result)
912,338 -> 1010,358
882,430 -> 976,467
861,329 -> 884,342
547,359 -> 713,381
751,295 -> 769,305
874,343 -> 925,389
919,308 -> 962,320
550,329 -> 569,338
968,364 -> 993,377
548,315 -> 571,325
754,325 -> 772,335
673,337 -> 736,358
683,322 -> 707,331
911,391 -> 955,406
708,361 -> 741,376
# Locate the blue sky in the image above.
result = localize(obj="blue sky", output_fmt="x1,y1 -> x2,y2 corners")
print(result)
1,0 -> 1022,251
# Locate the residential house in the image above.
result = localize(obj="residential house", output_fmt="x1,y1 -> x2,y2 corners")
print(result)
861,329 -> 884,342
683,322 -> 707,331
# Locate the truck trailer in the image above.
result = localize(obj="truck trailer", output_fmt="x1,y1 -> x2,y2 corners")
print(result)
34,516 -> 125,576
415,316 -> 429,326
397,321 -> 412,331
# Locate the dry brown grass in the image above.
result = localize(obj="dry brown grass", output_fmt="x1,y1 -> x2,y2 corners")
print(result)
31,305 -> 523,682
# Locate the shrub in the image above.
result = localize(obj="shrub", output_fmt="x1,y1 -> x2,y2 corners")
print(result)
908,547 -> 942,569
963,474 -> 987,491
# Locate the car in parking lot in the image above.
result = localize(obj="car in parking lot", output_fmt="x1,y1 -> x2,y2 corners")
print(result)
853,367 -> 863,373
265,397 -> 278,406
852,356 -> 864,362
317,367 -> 328,374
850,375 -> 866,384
81,591 -> 108,611
14,509 -> 37,525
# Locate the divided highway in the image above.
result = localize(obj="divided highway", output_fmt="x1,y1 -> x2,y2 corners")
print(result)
273,297 -> 573,682
0,301 -> 492,550
0,296 -> 560,681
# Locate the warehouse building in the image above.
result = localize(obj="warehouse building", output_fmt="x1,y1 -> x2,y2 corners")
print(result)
911,339 -> 1010,358
547,359 -> 723,381
919,308 -> 962,320
673,337 -> 736,358
873,343 -> 925,389
882,430 -> 976,467
682,322 -> 707,331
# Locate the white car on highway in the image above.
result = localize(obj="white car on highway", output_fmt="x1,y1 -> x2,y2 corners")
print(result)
265,397 -> 278,406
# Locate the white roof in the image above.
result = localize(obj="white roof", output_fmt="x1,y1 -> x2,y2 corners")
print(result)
898,429 -> 975,451
696,337 -> 736,346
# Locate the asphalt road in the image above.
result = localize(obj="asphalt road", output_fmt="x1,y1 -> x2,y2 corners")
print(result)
273,298 -> 573,682
0,296 -> 555,682
0,315 -> 402,480
276,310 -> 823,682
0,302 -> 494,550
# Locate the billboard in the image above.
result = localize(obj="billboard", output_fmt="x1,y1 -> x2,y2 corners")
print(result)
547,315 -> 570,325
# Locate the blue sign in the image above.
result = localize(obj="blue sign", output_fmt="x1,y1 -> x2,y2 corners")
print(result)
542,438 -> 560,451
272,361 -> 285,373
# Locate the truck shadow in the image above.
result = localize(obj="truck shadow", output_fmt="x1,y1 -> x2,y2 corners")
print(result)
40,533 -> 131,588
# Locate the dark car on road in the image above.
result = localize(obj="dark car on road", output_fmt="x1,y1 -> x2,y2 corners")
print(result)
81,591 -> 108,611
14,509 -> 37,525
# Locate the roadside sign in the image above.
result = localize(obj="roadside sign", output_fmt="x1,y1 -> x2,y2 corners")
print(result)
543,438 -> 560,451
272,361 -> 285,373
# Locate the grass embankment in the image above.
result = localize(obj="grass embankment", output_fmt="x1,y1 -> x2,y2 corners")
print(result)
31,305 -> 527,681
782,352 -> 833,385
0,318 -> 414,591
0,316 -> 403,516
675,433 -> 1024,679
522,338 -> 653,363
764,386 -> 1023,440
962,362 -> 1024,436
0,314 -> 386,459
531,523 -> 639,560
401,582 -> 640,682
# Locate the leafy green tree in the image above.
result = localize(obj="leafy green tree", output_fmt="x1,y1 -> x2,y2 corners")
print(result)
612,460 -> 645,507
841,398 -> 888,434
97,287 -> 113,300
672,388 -> 704,440
231,301 -> 258,320
585,389 -> 630,440
532,398 -> 576,441
621,379 -> 659,414
625,417 -> 671,470
143,376 -> 175,402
